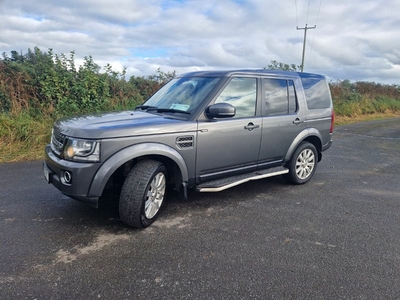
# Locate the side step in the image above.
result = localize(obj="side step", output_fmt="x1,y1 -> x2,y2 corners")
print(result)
196,166 -> 289,192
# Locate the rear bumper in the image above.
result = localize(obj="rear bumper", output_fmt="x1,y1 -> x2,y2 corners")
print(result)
322,136 -> 333,152
44,145 -> 101,207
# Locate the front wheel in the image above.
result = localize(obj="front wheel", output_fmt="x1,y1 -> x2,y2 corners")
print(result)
119,160 -> 167,228
284,142 -> 318,185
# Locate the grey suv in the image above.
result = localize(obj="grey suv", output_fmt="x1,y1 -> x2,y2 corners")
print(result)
44,69 -> 334,228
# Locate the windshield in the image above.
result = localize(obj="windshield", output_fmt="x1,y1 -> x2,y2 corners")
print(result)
140,76 -> 221,114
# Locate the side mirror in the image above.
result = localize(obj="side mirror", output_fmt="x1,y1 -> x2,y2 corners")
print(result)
205,103 -> 236,119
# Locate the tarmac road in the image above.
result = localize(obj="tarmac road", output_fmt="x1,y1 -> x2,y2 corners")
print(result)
1,118 -> 400,299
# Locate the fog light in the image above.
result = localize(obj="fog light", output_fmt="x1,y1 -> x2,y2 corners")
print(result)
63,171 -> 72,184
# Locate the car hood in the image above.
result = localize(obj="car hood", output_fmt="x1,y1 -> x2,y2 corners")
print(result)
54,111 -> 197,139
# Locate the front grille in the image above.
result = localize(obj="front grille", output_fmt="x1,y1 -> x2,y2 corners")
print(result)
51,127 -> 66,155
176,136 -> 194,149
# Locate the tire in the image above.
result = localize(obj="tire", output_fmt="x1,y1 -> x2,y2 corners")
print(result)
284,142 -> 318,185
119,160 -> 167,228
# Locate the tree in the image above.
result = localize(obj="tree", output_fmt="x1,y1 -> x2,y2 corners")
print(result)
267,60 -> 301,72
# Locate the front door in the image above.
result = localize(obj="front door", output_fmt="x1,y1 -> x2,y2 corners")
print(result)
196,77 -> 262,182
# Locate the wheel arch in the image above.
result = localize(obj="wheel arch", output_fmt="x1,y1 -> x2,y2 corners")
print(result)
284,128 -> 323,162
88,143 -> 188,197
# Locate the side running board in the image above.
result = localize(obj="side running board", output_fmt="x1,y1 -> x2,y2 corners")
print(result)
196,166 -> 289,192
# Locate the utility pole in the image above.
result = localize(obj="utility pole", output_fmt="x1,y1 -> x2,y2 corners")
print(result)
297,24 -> 316,72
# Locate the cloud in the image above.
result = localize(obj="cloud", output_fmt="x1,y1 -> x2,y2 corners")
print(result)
0,0 -> 400,84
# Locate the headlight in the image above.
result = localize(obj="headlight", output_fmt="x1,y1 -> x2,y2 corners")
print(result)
63,138 -> 100,162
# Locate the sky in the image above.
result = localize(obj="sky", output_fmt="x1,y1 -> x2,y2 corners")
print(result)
1,0 -> 399,84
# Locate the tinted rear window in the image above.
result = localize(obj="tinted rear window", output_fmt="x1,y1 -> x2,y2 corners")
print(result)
301,76 -> 331,109
263,79 -> 298,116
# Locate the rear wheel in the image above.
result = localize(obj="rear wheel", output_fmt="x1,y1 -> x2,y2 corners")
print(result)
119,160 -> 167,228
284,142 -> 317,184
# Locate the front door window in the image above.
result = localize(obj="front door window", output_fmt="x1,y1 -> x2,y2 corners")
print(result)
215,77 -> 257,118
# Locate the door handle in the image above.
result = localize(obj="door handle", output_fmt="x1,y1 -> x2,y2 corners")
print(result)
293,118 -> 302,125
244,122 -> 260,131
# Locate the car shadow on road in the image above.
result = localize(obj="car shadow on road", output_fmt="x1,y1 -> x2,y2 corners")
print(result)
59,175 -> 289,230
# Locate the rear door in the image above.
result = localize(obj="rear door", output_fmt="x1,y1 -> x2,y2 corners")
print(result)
258,77 -> 307,168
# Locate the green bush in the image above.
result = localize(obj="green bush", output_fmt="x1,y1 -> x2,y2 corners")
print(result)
0,47 -> 174,118
0,48 -> 176,161
330,80 -> 400,117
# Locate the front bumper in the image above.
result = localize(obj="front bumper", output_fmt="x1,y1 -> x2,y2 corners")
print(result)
44,144 -> 102,207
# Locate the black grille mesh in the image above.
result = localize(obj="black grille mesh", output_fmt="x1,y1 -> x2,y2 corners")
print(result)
51,127 -> 66,155
176,136 -> 194,149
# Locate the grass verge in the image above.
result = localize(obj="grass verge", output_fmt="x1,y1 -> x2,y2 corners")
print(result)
334,112 -> 400,126
0,114 -> 53,163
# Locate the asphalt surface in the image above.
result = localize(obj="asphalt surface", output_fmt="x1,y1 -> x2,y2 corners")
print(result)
1,118 -> 400,299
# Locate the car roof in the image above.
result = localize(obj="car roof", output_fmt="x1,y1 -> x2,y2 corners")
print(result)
178,69 -> 325,79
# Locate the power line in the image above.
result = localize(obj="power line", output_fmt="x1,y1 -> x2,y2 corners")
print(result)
315,0 -> 323,25
309,0 -> 323,68
295,0 -> 302,65
306,0 -> 311,24
295,0 -> 323,71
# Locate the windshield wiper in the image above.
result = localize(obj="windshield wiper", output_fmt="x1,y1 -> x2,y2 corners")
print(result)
146,107 -> 191,115
135,105 -> 158,111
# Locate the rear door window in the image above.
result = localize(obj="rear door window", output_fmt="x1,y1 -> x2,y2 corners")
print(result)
263,78 -> 298,116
